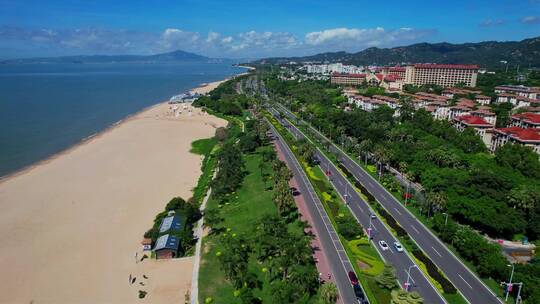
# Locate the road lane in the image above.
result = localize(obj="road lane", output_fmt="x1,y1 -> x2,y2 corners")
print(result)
274,103 -> 503,304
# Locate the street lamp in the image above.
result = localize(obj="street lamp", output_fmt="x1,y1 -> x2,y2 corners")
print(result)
404,265 -> 419,291
344,185 -> 349,205
367,215 -> 373,240
442,212 -> 449,226
506,264 -> 515,302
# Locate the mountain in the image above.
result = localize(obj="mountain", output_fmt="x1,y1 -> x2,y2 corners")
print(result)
255,37 -> 540,68
1,50 -> 223,64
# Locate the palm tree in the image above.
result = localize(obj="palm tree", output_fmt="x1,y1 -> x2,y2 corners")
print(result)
373,145 -> 390,179
358,139 -> 373,165
426,191 -> 447,217
320,282 -> 339,304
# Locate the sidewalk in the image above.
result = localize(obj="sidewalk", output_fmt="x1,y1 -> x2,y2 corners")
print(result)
273,141 -> 339,291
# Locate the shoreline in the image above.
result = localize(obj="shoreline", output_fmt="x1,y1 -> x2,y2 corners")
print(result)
0,77 -> 230,303
0,77 -> 231,184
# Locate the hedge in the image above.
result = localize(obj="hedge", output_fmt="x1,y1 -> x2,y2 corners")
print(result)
412,249 -> 457,294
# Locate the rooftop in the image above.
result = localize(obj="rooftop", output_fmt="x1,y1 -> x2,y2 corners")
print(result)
454,115 -> 493,127
153,234 -> 180,251
512,112 -> 540,125
413,64 -> 479,70
159,215 -> 182,233
495,127 -> 540,142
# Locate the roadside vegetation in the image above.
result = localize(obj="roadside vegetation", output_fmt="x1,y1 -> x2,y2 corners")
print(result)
195,80 -> 325,303
263,73 -> 540,303
266,113 -> 401,304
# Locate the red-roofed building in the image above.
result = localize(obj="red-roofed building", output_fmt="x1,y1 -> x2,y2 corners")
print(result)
511,112 -> 540,129
405,64 -> 479,87
471,108 -> 497,125
453,115 -> 494,147
491,127 -> 540,154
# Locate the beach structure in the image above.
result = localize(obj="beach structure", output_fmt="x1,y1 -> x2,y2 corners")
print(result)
159,212 -> 182,233
141,238 -> 152,251
153,234 -> 180,259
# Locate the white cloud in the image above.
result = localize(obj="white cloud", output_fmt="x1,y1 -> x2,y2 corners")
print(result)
479,19 -> 505,27
305,27 -> 430,47
521,16 -> 540,24
206,31 -> 219,43
0,25 -> 434,59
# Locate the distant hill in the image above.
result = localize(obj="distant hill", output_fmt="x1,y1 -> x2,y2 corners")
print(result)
255,37 -> 540,68
1,50 -> 226,64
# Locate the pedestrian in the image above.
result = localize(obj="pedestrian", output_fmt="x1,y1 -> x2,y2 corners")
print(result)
135,252 -> 138,264
129,274 -> 132,284
327,273 -> 331,280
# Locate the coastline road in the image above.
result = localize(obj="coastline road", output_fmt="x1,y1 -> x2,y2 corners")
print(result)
274,103 -> 502,304
269,109 -> 446,304
266,118 -> 363,304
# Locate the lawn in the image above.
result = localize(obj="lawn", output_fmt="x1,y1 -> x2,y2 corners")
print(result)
198,145 -> 312,303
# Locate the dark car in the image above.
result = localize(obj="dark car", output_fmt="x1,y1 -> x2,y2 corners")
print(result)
348,271 -> 359,286
353,284 -> 367,303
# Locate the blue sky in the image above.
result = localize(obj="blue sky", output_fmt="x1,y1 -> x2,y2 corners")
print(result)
0,0 -> 539,59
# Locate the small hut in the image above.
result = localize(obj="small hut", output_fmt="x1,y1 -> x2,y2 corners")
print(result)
153,234 -> 180,259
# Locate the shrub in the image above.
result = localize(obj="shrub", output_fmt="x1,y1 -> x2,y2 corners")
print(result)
377,207 -> 408,237
336,213 -> 364,240
411,249 -> 456,294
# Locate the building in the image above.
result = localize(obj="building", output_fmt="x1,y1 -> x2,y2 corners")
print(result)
511,112 -> 540,129
495,85 -> 540,100
491,127 -> 540,154
475,95 -> 492,105
404,64 -> 479,87
331,73 -> 366,86
159,214 -> 182,233
153,234 -> 180,259
471,107 -> 497,125
453,115 -> 494,148
448,105 -> 472,120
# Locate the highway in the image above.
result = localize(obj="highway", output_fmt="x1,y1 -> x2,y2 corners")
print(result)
273,103 -> 503,304
266,118 -> 363,304
269,108 -> 446,304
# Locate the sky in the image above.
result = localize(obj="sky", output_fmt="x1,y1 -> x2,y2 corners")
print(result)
0,0 -> 539,59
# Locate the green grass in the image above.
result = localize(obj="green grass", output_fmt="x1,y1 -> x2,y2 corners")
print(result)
190,137 -> 218,156
190,137 -> 220,205
348,239 -> 385,276
198,146 -> 314,303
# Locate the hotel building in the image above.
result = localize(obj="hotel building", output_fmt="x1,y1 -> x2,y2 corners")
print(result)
404,64 -> 479,87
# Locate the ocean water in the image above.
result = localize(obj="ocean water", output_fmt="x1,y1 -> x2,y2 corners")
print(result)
0,62 -> 245,177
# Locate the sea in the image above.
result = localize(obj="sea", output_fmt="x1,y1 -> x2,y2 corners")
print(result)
0,62 -> 246,178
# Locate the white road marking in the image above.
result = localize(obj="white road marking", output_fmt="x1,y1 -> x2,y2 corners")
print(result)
459,274 -> 473,289
411,226 -> 420,234
432,246 -> 443,258
394,207 -> 402,216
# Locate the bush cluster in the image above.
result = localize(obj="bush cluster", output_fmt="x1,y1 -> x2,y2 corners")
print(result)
411,249 -> 457,294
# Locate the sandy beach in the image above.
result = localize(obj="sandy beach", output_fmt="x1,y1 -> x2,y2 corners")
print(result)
0,80 -> 227,303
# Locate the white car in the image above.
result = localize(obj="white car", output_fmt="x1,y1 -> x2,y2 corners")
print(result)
378,240 -> 389,251
394,242 -> 404,252
370,213 -> 377,219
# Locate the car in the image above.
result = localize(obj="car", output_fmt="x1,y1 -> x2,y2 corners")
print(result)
353,284 -> 366,303
394,241 -> 404,252
348,271 -> 359,286
378,240 -> 389,251
370,213 -> 377,219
